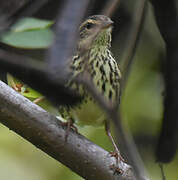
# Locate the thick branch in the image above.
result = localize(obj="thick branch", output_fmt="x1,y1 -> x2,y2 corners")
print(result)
0,80 -> 134,180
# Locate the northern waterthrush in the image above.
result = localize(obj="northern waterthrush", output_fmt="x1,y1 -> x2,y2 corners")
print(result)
59,15 -> 122,154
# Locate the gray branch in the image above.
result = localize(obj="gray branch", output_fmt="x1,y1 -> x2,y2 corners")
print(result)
0,80 -> 135,180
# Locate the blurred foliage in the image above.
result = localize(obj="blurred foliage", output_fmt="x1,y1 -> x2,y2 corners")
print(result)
7,73 -> 42,98
0,6 -> 178,180
1,17 -> 53,49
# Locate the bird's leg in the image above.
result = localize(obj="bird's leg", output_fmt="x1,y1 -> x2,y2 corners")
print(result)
104,120 -> 124,163
62,118 -> 78,142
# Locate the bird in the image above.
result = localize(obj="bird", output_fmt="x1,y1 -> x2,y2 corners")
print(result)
59,15 -> 122,156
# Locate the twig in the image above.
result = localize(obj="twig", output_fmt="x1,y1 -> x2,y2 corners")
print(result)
0,80 -> 135,180
0,0 -> 49,33
158,163 -> 166,180
120,0 -> 147,86
102,0 -> 121,17
115,0 -> 148,178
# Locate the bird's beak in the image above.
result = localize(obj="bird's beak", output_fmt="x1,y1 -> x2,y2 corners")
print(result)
103,20 -> 113,29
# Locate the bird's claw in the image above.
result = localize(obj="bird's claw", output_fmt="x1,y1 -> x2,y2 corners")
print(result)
110,164 -> 123,175
62,119 -> 78,142
109,151 -> 125,163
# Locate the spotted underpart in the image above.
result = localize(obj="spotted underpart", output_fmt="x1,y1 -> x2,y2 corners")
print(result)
58,15 -> 121,126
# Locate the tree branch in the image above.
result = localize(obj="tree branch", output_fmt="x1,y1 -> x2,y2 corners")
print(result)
151,0 -> 178,163
0,80 -> 135,180
0,49 -> 81,105
48,0 -> 90,82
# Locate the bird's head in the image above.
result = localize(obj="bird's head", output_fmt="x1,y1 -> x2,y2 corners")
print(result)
78,15 -> 113,49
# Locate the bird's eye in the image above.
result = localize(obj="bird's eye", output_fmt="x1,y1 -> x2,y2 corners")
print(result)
85,22 -> 94,29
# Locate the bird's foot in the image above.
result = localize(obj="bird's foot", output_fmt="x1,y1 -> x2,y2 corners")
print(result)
109,151 -> 125,164
110,164 -> 123,175
109,150 -> 125,175
62,119 -> 78,142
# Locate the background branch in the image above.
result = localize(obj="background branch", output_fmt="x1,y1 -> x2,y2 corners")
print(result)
120,0 -> 147,83
151,0 -> 178,163
0,0 -> 49,33
0,49 -> 81,105
102,0 -> 121,17
48,0 -> 90,82
0,80 -> 135,180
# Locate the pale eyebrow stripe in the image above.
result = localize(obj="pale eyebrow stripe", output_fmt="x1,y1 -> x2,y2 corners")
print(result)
79,19 -> 99,33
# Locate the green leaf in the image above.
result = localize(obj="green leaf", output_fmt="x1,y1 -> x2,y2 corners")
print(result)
7,74 -> 57,113
7,74 -> 42,98
21,87 -> 42,99
1,17 -> 54,49
12,17 -> 53,32
1,29 -> 53,49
